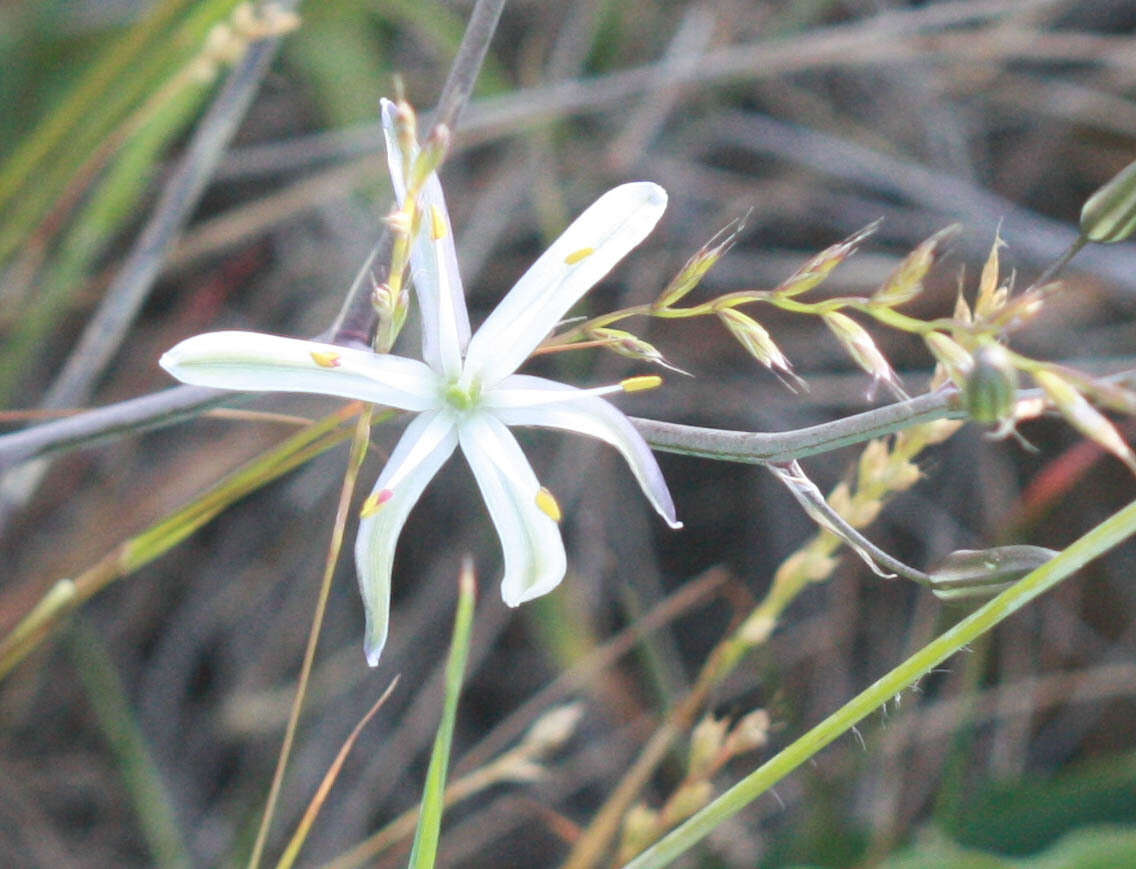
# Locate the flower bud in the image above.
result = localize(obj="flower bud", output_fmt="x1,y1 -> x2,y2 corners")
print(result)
589,327 -> 687,373
872,225 -> 957,307
665,781 -> 713,825
724,709 -> 771,756
717,308 -> 800,387
618,804 -> 660,863
688,715 -> 729,778
1035,369 -> 1136,474
929,545 -> 1058,601
975,236 -> 1008,320
522,703 -> 584,754
777,221 -> 879,298
924,331 -> 973,390
822,312 -> 904,398
409,124 -> 451,194
1081,158 -> 1136,243
963,344 -> 1017,424
654,219 -> 742,309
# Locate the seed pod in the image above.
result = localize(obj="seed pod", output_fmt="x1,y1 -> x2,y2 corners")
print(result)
929,545 -> 1058,601
963,344 -> 1017,424
1081,158 -> 1136,243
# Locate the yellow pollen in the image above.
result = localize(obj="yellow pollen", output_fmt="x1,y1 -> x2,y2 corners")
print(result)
361,488 -> 394,518
564,247 -> 595,265
620,375 -> 663,393
310,350 -> 342,368
430,205 -> 447,240
535,487 -> 562,522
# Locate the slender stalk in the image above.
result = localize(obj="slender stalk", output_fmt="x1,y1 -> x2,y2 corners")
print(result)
247,408 -> 374,868
623,496 -> 1136,868
329,0 -> 508,345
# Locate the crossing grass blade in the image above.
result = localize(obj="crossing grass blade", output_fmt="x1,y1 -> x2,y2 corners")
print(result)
408,559 -> 477,869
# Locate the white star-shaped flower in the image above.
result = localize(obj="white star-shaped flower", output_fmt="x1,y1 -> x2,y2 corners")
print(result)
161,99 -> 680,665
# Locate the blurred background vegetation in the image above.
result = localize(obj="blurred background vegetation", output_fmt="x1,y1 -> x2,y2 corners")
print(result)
2,0 -> 1136,865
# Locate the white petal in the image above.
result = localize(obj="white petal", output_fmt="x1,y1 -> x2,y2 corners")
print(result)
458,413 -> 567,607
380,98 -> 470,378
460,182 -> 667,389
355,410 -> 459,665
160,331 -> 441,411
487,375 -> 681,529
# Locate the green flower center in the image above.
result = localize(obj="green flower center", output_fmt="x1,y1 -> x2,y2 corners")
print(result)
443,381 -> 480,412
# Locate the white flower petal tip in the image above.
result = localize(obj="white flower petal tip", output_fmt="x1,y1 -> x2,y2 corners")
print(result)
364,633 -> 387,669
459,181 -> 669,388
459,415 -> 567,609
485,374 -> 682,533
160,330 -> 440,411
354,411 -> 459,667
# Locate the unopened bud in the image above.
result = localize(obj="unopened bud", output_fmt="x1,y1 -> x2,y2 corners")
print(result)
618,805 -> 660,863
384,207 -> 413,236
929,545 -> 1058,601
688,715 -> 729,778
393,98 -> 418,181
975,236 -> 1008,320
654,218 -> 743,309
371,279 -> 394,314
522,703 -> 584,755
717,308 -> 800,387
1081,158 -> 1136,243
856,440 -> 891,491
590,327 -> 688,374
724,709 -> 771,756
873,225 -> 957,307
665,781 -> 713,825
776,548 -> 839,585
777,221 -> 879,298
1035,369 -> 1136,474
822,312 -> 904,398
409,124 -> 451,194
953,289 -> 973,324
924,331 -> 973,390
963,344 -> 1018,424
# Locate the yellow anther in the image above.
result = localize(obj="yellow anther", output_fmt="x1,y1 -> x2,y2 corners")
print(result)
430,204 -> 447,241
361,489 -> 394,518
620,375 -> 663,393
535,487 -> 562,523
564,247 -> 595,265
310,350 -> 342,368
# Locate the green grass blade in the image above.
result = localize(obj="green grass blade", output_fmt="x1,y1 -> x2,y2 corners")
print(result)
408,560 -> 477,869
623,496 -> 1136,868
69,617 -> 191,869
0,404 -> 376,680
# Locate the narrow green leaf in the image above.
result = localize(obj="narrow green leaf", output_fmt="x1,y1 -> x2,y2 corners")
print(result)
69,618 -> 191,869
408,560 -> 477,868
623,496 -> 1136,868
